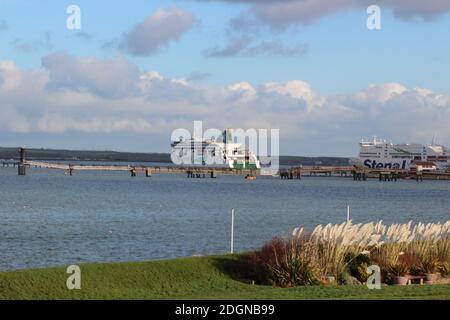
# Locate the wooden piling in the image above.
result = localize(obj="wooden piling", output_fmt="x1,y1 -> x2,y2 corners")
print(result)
18,147 -> 26,176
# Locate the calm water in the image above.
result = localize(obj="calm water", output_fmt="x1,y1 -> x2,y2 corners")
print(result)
0,166 -> 449,270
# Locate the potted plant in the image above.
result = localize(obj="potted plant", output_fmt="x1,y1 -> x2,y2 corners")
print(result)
420,259 -> 439,284
387,262 -> 410,285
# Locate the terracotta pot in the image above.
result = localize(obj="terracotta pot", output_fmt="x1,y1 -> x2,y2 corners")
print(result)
392,276 -> 409,285
424,273 -> 438,284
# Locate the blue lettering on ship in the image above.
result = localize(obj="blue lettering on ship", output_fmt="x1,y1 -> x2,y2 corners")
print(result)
363,159 -> 407,169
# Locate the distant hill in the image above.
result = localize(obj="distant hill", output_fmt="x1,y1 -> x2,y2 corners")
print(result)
0,147 -> 350,166
278,156 -> 350,167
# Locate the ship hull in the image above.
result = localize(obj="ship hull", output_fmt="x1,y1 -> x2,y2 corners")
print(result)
354,137 -> 450,171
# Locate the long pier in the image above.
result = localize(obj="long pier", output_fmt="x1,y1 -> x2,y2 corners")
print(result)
282,166 -> 450,181
4,148 -> 450,180
15,161 -> 450,180
24,160 -> 259,178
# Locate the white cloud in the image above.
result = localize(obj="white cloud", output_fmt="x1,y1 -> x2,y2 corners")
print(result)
42,52 -> 141,99
119,7 -> 195,56
0,61 -> 22,92
140,71 -> 164,82
227,82 -> 257,102
355,83 -> 407,103
264,80 -> 315,102
0,53 -> 449,150
0,108 -> 31,133
37,115 -> 156,134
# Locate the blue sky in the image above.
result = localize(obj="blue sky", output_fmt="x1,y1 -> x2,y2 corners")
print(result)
0,0 -> 450,156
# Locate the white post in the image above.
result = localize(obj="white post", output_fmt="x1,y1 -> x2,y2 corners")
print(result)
347,205 -> 350,222
230,208 -> 235,254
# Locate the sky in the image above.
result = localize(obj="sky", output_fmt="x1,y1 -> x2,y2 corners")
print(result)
0,0 -> 449,156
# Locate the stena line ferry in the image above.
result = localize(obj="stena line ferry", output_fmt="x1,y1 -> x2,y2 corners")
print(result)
351,136 -> 450,171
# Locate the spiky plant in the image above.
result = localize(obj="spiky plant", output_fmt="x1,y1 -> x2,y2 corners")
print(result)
293,220 -> 450,283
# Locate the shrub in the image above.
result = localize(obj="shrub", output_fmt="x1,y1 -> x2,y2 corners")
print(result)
244,238 -> 284,285
417,253 -> 439,274
243,220 -> 450,288
408,240 -> 440,274
386,261 -> 410,277
399,253 -> 421,275
346,251 -> 371,283
244,237 -> 321,287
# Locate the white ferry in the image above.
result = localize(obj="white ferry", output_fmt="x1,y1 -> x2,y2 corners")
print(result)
352,136 -> 450,171
171,129 -> 260,169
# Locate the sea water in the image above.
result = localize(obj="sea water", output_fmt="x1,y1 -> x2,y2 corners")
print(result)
0,166 -> 449,270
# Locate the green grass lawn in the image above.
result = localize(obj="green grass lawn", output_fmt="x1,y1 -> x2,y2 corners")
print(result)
0,255 -> 449,300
